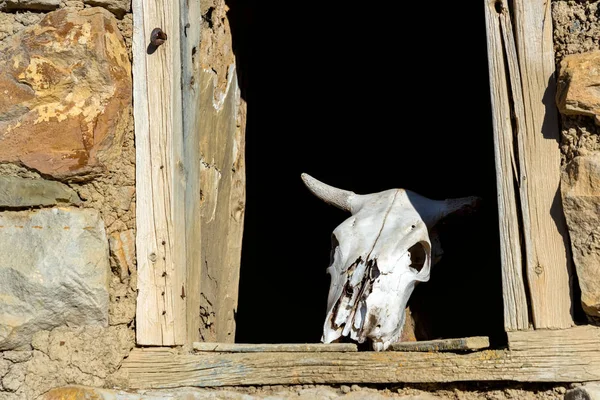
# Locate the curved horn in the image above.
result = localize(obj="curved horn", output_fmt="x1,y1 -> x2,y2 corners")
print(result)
301,173 -> 355,212
424,196 -> 481,228
441,196 -> 481,219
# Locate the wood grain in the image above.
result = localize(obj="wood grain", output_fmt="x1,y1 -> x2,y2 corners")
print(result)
512,0 -> 574,329
197,67 -> 245,342
120,326 -> 600,387
193,342 -> 357,352
180,0 -> 203,345
389,337 -> 489,352
483,0 -> 529,331
133,0 -> 187,345
508,325 -> 600,351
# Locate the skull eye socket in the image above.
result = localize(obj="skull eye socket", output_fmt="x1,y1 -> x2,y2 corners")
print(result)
408,242 -> 427,273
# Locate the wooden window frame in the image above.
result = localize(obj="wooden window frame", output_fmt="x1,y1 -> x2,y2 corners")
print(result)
129,0 -> 600,387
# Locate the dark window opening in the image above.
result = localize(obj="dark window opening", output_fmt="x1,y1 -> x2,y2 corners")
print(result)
227,1 -> 504,345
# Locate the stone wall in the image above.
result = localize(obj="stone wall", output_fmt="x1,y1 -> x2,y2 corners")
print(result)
0,0 -> 241,398
553,1 -> 600,323
0,1 -> 136,398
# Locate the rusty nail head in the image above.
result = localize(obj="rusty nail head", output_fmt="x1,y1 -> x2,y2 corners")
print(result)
151,28 -> 167,46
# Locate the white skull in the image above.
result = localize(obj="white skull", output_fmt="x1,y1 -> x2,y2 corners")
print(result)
302,173 -> 478,351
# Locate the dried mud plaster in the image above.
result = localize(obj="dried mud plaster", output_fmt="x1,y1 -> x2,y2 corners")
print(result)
0,5 -> 135,399
0,325 -> 134,399
200,0 -> 236,97
553,1 -> 600,165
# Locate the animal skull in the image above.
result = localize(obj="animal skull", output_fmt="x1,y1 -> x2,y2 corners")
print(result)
301,173 -> 479,351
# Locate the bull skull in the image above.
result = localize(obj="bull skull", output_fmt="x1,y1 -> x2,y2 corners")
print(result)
302,173 -> 479,351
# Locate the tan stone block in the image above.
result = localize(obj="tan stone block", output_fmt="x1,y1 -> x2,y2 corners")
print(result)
562,154 -> 600,316
0,8 -> 132,181
109,229 -> 135,282
557,50 -> 600,124
41,386 -> 103,400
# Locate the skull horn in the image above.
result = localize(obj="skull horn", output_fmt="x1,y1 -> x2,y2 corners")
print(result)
301,173 -> 355,212
440,196 -> 481,219
409,192 -> 481,229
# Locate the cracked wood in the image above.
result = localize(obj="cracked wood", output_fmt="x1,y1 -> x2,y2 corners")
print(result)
484,0 -> 574,330
389,336 -> 490,352
192,342 -> 358,352
133,0 -> 186,345
197,67 -> 245,343
120,325 -> 600,387
484,0 -> 529,331
181,0 -> 202,345
512,0 -> 574,329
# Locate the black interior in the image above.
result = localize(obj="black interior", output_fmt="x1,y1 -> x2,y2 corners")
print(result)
226,1 -> 504,344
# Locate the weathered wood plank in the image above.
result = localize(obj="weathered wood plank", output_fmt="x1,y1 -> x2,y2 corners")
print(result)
483,0 -> 529,331
192,342 -> 357,353
508,325 -> 600,351
180,0 -> 203,345
133,0 -> 187,345
221,93 -> 246,341
513,0 -> 574,329
120,326 -> 600,387
389,337 -> 489,352
197,67 -> 245,342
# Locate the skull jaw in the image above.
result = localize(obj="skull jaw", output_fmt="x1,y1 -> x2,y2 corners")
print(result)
321,252 -> 425,351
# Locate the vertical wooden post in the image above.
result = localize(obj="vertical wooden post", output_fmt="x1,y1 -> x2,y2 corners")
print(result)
134,0 -> 246,345
513,0 -> 574,329
180,0 -> 203,345
484,0 -> 530,331
222,94 -> 246,341
133,0 -> 187,345
197,67 -> 245,342
485,0 -> 574,330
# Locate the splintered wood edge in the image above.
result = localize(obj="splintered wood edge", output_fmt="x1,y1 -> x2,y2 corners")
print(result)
484,0 -> 530,332
389,336 -> 490,352
192,342 -> 358,352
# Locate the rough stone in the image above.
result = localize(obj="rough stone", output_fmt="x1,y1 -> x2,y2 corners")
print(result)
565,383 -> 600,400
0,358 -> 11,379
83,0 -> 130,19
0,176 -> 81,208
0,7 -> 132,181
0,0 -> 59,11
0,12 -> 44,43
557,50 -> 600,124
1,351 -> 32,363
108,229 -> 134,282
0,207 -> 109,350
562,154 -> 600,317
1,363 -> 26,392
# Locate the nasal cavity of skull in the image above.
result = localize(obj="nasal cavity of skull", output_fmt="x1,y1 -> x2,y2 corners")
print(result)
368,259 -> 380,280
408,243 -> 426,273
345,257 -> 361,276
